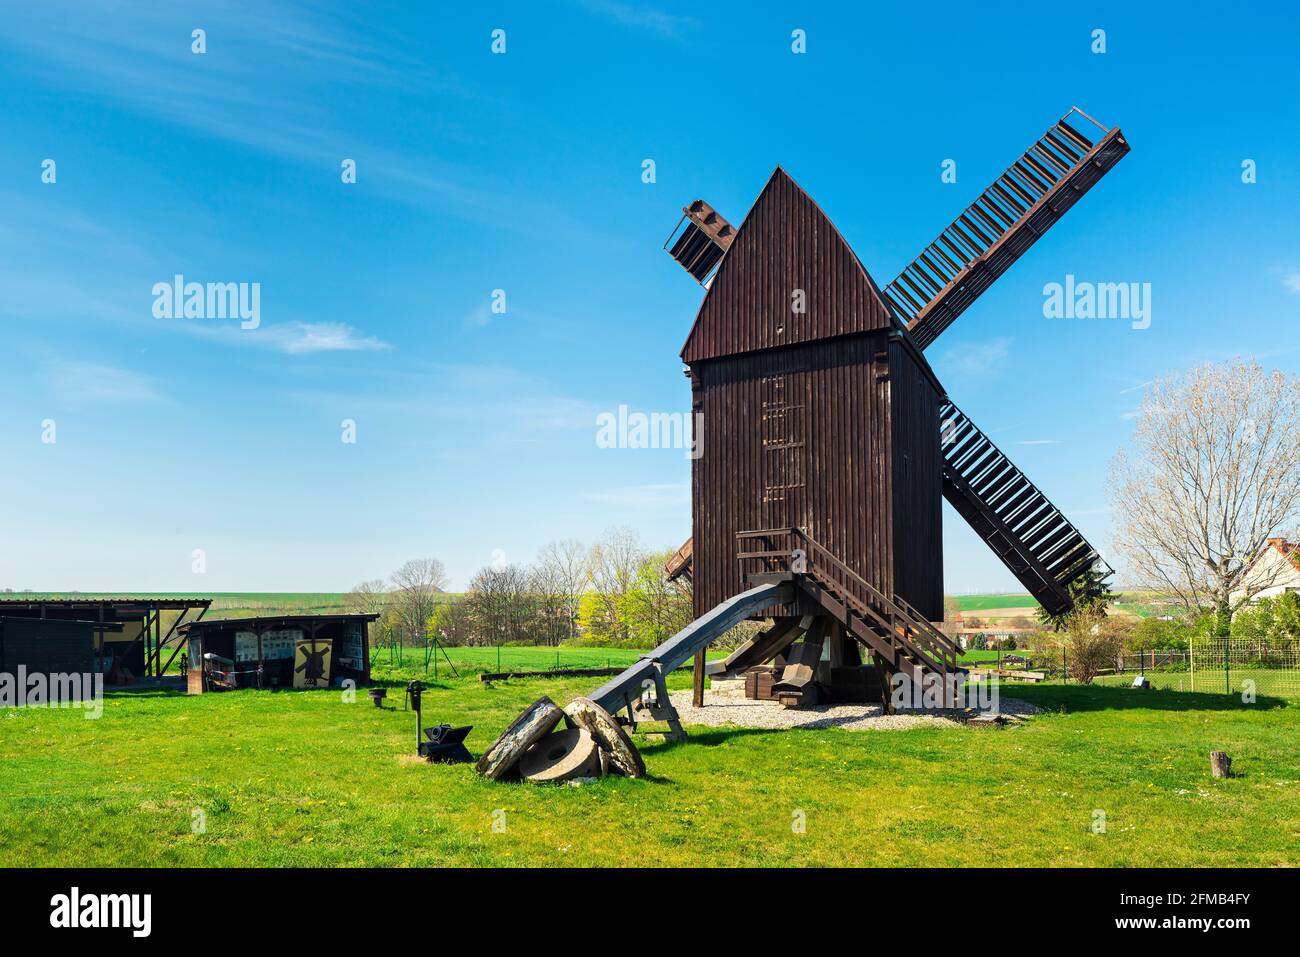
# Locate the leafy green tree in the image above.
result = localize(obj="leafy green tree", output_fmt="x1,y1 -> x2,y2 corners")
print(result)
1232,593 -> 1300,644
1130,615 -> 1192,652
618,550 -> 692,647
1037,565 -> 1113,632
575,590 -> 618,647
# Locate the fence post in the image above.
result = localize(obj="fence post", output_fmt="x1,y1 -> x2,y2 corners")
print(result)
1223,637 -> 1230,694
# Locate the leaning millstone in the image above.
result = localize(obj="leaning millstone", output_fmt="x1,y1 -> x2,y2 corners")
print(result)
564,696 -> 646,779
475,696 -> 564,780
519,728 -> 603,784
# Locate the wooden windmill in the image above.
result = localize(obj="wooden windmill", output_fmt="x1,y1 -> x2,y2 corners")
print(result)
476,108 -> 1130,782
662,107 -> 1129,706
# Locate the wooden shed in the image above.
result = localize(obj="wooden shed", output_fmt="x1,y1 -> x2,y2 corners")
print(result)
180,613 -> 378,693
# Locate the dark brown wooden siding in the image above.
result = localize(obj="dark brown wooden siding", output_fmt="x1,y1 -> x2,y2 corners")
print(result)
692,330 -> 937,617
681,168 -> 895,364
888,337 -> 944,621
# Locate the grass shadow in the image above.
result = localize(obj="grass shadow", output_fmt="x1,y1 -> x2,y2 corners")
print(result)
1004,682 -> 1291,713
636,726 -> 784,755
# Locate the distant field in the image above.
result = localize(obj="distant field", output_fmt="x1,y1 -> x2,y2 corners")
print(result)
955,594 -> 1039,612
7,591 -> 1173,623
2,592 -> 457,619
956,591 -> 1171,621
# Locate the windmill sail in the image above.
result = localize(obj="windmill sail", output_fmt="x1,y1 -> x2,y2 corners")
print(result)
885,108 -> 1130,349
664,199 -> 736,284
940,399 -> 1107,617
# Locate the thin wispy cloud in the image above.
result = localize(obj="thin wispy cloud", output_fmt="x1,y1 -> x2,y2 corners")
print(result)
576,0 -> 694,37
936,337 -> 1012,379
1118,380 -> 1153,395
1283,271 -> 1300,294
180,320 -> 390,354
0,2 -> 581,235
282,362 -> 600,435
1016,439 -> 1062,446
47,360 -> 162,405
462,304 -> 493,330
589,483 -> 690,509
256,321 -> 390,354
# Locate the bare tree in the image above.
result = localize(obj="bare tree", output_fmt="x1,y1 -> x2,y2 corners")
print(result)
1110,359 -> 1300,633
466,563 -> 535,645
534,539 -> 590,643
344,579 -> 388,617
1064,613 -> 1126,684
433,597 -> 473,647
388,559 -> 448,644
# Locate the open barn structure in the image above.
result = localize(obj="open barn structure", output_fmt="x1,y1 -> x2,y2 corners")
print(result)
0,597 -> 210,682
481,107 -> 1129,781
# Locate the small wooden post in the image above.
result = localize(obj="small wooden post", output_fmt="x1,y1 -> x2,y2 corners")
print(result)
1209,751 -> 1232,778
872,651 -> 898,715
692,649 -> 705,708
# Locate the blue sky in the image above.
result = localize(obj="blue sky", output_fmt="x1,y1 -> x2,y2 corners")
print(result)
1,1 -> 1297,593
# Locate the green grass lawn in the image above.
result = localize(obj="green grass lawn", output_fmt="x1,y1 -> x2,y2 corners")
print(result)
1,662 -> 1296,867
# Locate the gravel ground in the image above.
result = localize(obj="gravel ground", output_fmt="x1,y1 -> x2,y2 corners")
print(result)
668,690 -> 1040,732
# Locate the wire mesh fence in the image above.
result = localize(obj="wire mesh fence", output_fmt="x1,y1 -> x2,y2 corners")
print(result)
1096,639 -> 1300,698
368,641 -> 655,679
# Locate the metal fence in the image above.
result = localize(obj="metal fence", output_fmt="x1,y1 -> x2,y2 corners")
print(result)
1100,639 -> 1300,699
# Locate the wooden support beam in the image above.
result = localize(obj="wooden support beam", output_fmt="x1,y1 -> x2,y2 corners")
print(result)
872,651 -> 899,714
692,649 -> 705,708
775,617 -> 827,707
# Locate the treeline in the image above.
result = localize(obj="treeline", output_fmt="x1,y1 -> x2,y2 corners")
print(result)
344,528 -> 694,651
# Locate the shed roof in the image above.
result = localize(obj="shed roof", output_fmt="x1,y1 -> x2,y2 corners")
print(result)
0,597 -> 210,612
181,613 -> 379,633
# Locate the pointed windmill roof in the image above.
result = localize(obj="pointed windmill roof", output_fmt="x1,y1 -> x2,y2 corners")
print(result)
681,167 -> 899,364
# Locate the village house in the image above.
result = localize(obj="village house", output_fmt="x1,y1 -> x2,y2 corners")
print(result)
1230,538 -> 1300,605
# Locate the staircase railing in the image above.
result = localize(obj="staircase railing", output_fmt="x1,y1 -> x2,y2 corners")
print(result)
736,528 -> 960,673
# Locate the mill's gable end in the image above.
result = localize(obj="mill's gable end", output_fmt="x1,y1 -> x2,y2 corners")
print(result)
680,167 -> 897,365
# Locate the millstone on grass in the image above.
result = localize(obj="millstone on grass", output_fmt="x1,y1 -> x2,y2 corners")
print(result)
474,696 -> 563,781
563,695 -> 646,779
519,728 -> 603,784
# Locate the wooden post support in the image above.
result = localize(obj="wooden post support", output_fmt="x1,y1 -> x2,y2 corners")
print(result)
872,651 -> 898,715
692,649 -> 705,708
1209,751 -> 1232,779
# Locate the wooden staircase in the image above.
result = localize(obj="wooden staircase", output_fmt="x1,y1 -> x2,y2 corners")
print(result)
883,108 -> 1130,349
737,529 -> 963,698
939,399 -> 1105,617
